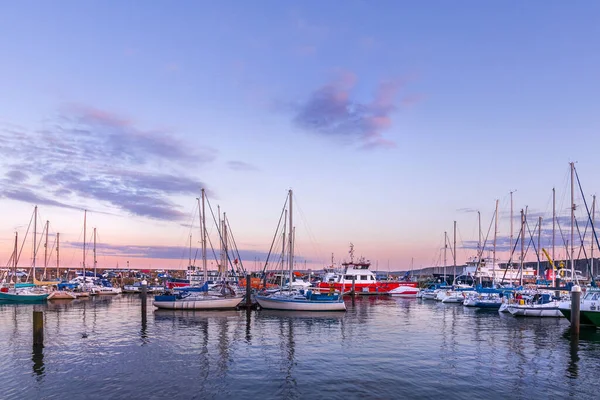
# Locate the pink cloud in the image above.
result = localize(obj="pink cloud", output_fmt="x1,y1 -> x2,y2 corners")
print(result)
292,72 -> 411,150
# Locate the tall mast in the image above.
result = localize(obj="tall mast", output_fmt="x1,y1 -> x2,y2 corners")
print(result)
44,220 -> 49,279
453,221 -> 457,284
83,209 -> 87,284
592,195 -> 596,278
218,205 -> 222,274
552,188 -> 556,264
188,234 -> 192,267
520,209 -> 525,286
537,216 -> 542,279
493,200 -> 498,285
33,205 -> 37,280
510,190 -> 515,269
570,162 -> 575,282
443,231 -> 447,283
288,190 -> 293,289
200,191 -> 207,283
93,227 -> 97,278
56,232 -> 60,280
282,209 -> 287,286
13,232 -> 18,284
223,212 -> 228,275
478,211 -> 482,259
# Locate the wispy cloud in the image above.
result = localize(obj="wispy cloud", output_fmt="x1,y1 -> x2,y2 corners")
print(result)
64,241 -> 276,263
290,72 -> 410,150
0,105 -> 215,220
227,161 -> 259,171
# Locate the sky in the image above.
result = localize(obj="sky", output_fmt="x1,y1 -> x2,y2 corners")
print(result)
1,1 -> 600,272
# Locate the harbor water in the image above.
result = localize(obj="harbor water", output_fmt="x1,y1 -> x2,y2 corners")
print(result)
1,295 -> 599,399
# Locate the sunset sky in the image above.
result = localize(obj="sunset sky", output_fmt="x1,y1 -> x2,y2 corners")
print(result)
1,1 -> 600,272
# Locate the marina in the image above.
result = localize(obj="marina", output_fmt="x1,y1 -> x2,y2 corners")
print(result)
1,294 -> 598,399
2,2 -> 600,398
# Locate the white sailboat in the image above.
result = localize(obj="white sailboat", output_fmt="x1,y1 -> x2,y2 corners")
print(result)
154,189 -> 243,310
256,190 -> 346,312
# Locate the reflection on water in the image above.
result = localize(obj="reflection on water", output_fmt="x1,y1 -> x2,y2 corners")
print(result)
1,296 -> 600,399
31,344 -> 44,379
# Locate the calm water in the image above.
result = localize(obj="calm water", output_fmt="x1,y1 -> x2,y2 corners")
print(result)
1,295 -> 599,399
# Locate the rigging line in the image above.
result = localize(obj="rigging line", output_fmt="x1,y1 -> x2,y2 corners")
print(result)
524,217 -> 540,262
261,194 -> 289,275
293,194 -> 325,264
225,216 -> 246,274
574,166 -> 600,285
556,216 -> 570,261
16,209 -> 34,266
478,211 -> 496,261
500,225 -> 523,284
574,216 -> 590,268
32,221 -> 48,267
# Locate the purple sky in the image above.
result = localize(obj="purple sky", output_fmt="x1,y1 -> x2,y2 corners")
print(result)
1,1 -> 600,271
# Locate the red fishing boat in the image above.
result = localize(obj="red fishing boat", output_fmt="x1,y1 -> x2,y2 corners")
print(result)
318,245 -> 418,295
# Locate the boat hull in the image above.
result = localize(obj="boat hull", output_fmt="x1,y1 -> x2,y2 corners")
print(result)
153,296 -> 243,310
256,295 -> 346,311
388,286 -> 420,297
318,281 -> 417,295
48,291 -> 76,300
559,308 -> 600,326
508,305 -> 563,318
0,292 -> 49,303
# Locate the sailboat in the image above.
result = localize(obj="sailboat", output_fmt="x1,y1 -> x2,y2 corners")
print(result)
153,189 -> 243,310
48,231 -> 76,300
0,231 -> 49,303
256,190 -> 346,312
33,216 -> 61,287
89,227 -> 121,295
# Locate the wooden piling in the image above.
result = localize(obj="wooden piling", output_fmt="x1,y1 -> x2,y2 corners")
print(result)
351,276 -> 356,296
246,274 -> 252,307
140,280 -> 147,317
571,285 -> 581,335
33,311 -> 43,346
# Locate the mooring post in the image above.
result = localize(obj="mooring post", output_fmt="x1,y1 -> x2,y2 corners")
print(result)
351,276 -> 356,296
33,311 -> 43,346
246,273 -> 252,307
571,285 -> 581,335
140,279 -> 148,316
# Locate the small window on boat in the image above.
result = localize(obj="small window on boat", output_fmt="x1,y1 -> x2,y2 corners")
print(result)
360,275 -> 368,281
370,276 -> 374,280
345,275 -> 354,280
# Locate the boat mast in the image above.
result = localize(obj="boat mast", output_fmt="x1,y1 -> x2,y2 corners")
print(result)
44,220 -> 49,279
93,227 -> 97,279
592,195 -> 595,279
13,232 -> 18,284
188,234 -> 192,267
493,199 -> 498,286
537,216 -> 542,279
282,209 -> 287,287
56,232 -> 60,280
552,187 -> 556,279
443,231 -> 447,284
453,221 -> 456,284
520,209 -> 524,286
478,211 -> 482,285
83,209 -> 87,285
510,190 -> 515,270
570,162 -> 575,283
288,189 -> 293,291
33,205 -> 37,281
200,191 -> 207,283
223,212 -> 228,276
